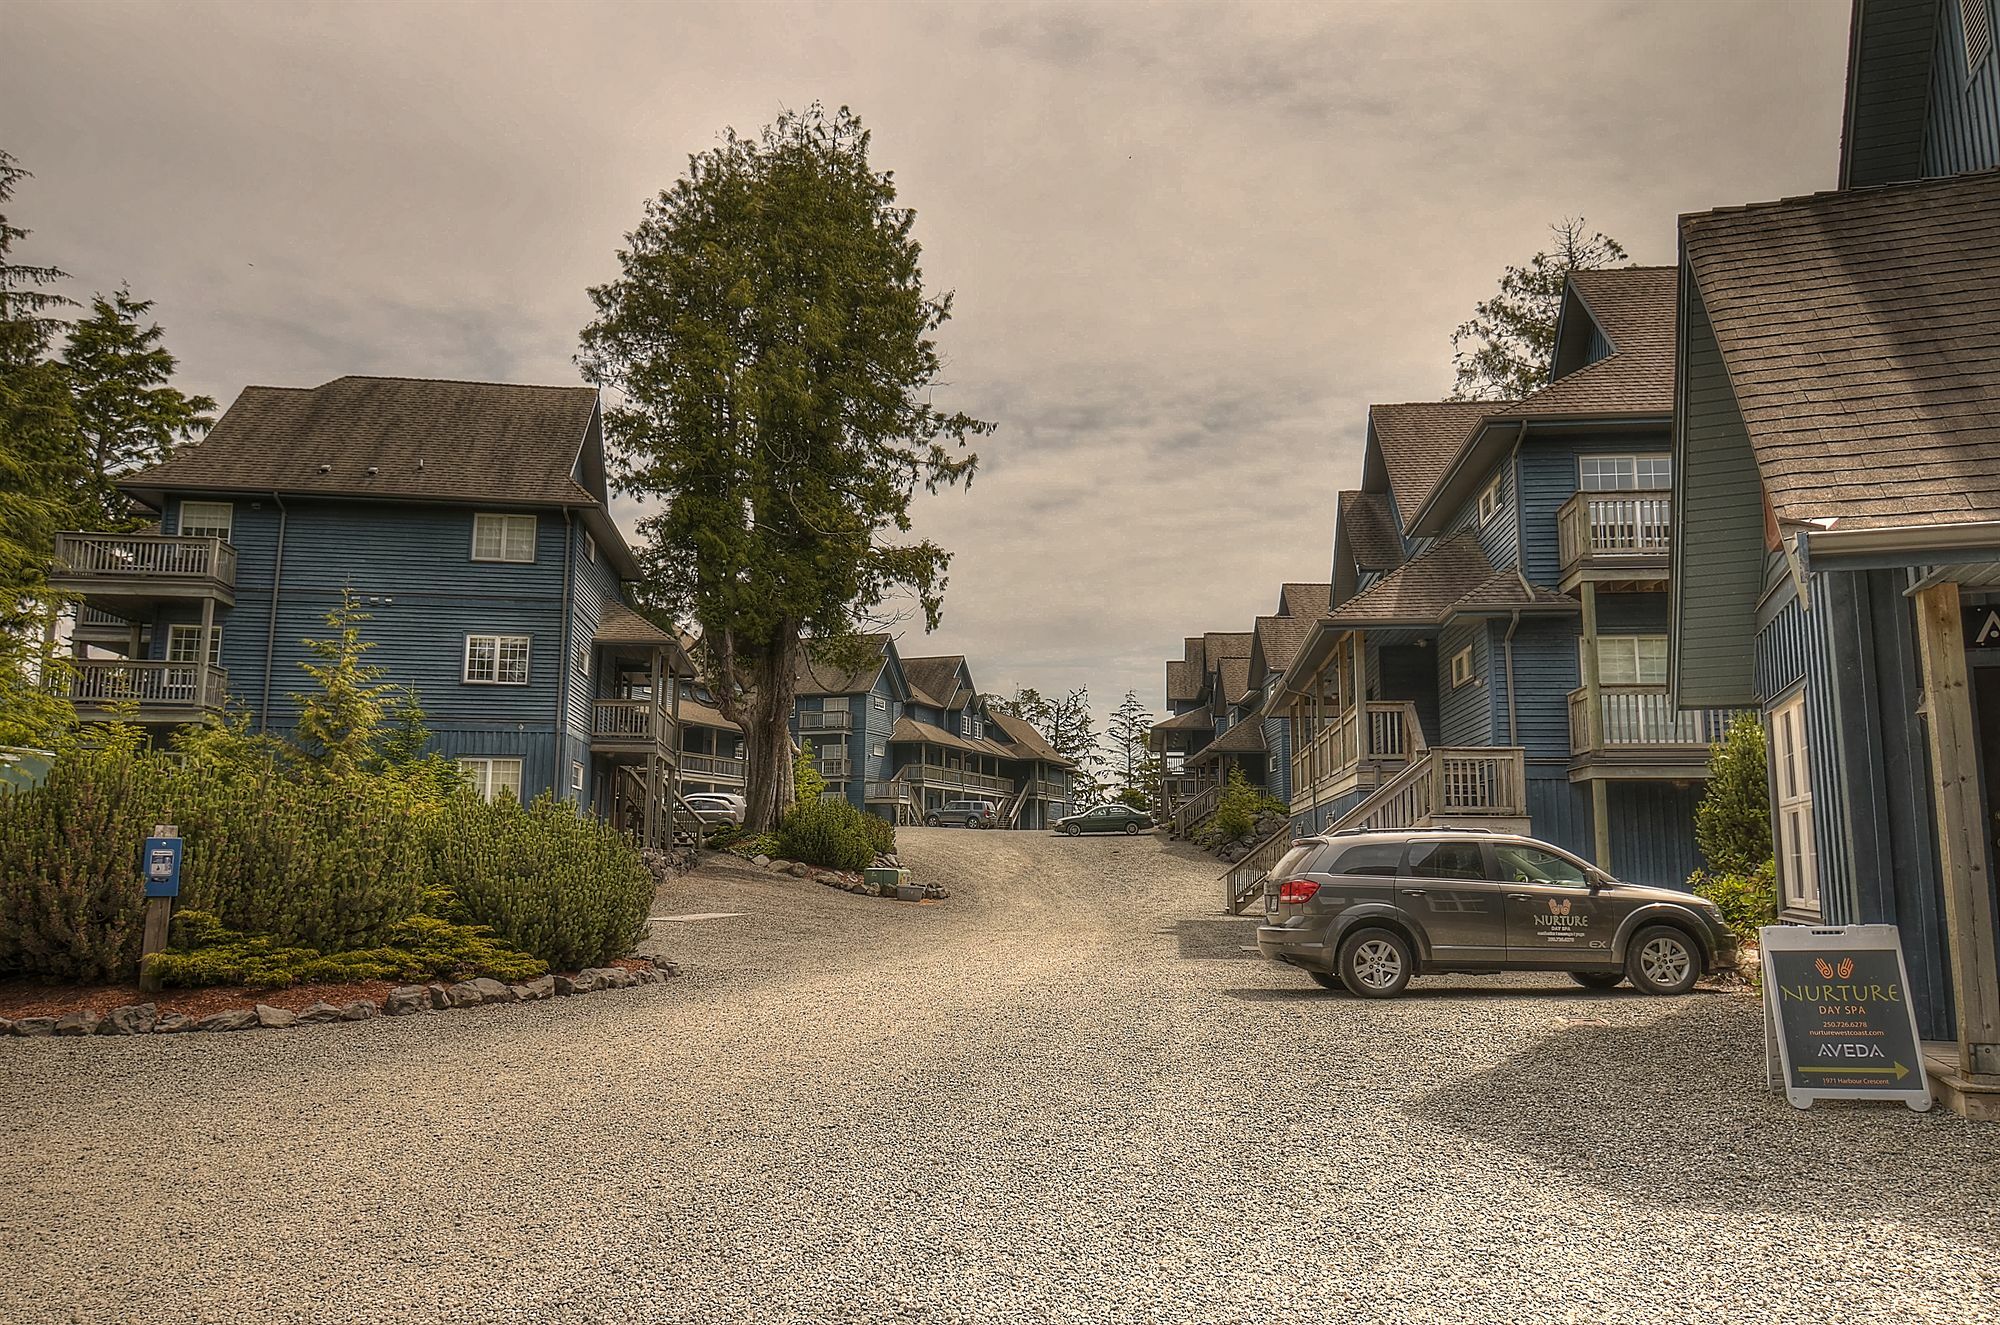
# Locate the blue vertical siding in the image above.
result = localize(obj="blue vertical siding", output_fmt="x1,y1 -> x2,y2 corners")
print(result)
1493,617 -> 1579,760
1437,620 -> 1491,745
1922,0 -> 2000,177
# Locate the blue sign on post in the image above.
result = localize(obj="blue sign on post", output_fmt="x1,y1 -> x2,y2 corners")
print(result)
143,833 -> 182,899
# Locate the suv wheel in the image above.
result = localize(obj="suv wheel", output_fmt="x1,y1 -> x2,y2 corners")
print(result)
924,816 -> 940,828
1337,927 -> 1413,998
1626,925 -> 1700,995
1570,971 -> 1624,991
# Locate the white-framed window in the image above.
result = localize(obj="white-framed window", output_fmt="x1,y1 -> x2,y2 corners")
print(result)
583,532 -> 598,563
824,695 -> 850,713
872,742 -> 886,758
1477,477 -> 1502,525
872,695 -> 888,712
165,624 -> 222,665
571,760 -> 585,795
464,634 -> 531,685
1579,455 -> 1673,492
1450,645 -> 1475,688
1585,635 -> 1668,686
459,757 -> 524,803
1771,690 -> 1819,915
177,501 -> 233,541
967,715 -> 984,741
575,642 -> 591,678
471,513 -> 537,563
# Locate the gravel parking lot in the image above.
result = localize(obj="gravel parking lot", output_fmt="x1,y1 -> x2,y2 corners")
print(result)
1,827 -> 1995,1324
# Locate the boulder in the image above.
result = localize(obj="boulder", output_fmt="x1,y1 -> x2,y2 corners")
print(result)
382,986 -> 431,1016
341,1000 -> 379,1021
446,980 -> 487,1008
196,1009 -> 257,1033
518,975 -> 556,1001
655,960 -> 683,979
788,862 -> 812,878
12,1016 -> 56,1037
99,1003 -> 158,1036
581,966 -> 628,990
53,1010 -> 98,1036
254,1003 -> 299,1030
554,971 -> 596,996
469,977 -> 514,1003
154,1013 -> 193,1034
296,1002 -> 346,1024
426,984 -> 454,1010
751,854 -> 772,868
0,1018 -> 11,1036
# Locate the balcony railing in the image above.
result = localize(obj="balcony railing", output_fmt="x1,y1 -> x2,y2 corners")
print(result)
1027,778 -> 1067,799
1332,747 -> 1527,834
799,709 -> 853,732
1557,491 -> 1671,576
54,533 -> 237,590
905,763 -> 1014,796
1568,687 -> 1750,755
592,699 -> 667,745
1290,700 -> 1420,802
680,750 -> 746,780
58,660 -> 228,715
817,757 -> 852,780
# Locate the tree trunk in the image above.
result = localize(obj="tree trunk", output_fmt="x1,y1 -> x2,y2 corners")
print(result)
738,638 -> 801,833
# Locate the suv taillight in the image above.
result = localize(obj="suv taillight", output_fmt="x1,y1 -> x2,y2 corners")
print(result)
1277,878 -> 1319,905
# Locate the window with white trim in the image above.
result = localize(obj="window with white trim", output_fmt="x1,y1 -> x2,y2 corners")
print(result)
165,624 -> 223,666
571,760 -> 585,795
1584,635 -> 1668,686
872,742 -> 886,758
177,501 -> 233,541
824,696 -> 850,713
1477,477 -> 1502,525
464,634 -> 531,685
471,513 -> 537,563
1450,645 -> 1475,688
872,695 -> 888,712
1771,691 -> 1819,914
584,532 -> 598,563
459,757 -> 524,803
575,642 -> 590,678
1579,455 -> 1672,492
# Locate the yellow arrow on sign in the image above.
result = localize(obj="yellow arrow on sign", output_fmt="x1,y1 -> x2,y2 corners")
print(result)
1800,1062 -> 1910,1081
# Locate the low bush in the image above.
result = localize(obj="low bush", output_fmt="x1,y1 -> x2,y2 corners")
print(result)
775,796 -> 877,872
1208,766 -> 1287,844
429,794 -> 654,972
1692,862 -> 1778,947
857,811 -> 896,858
148,910 -> 546,989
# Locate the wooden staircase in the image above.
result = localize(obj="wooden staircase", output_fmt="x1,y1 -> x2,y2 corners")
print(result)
998,784 -> 1029,829
1221,826 -> 1296,915
1325,747 -> 1529,835
1168,783 -> 1219,839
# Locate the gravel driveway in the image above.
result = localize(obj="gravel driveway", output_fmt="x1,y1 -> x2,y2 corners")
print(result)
1,827 -> 1995,1324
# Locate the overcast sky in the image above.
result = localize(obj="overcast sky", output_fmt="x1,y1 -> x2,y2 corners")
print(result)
4,0 -> 1850,738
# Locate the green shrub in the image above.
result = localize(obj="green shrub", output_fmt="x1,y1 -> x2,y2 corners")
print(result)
793,740 -> 827,807
775,795 -> 876,872
148,909 -> 546,989
857,811 -> 895,858
428,793 -> 653,971
1692,862 -> 1778,947
1698,714 -> 1773,877
1209,766 -> 1286,843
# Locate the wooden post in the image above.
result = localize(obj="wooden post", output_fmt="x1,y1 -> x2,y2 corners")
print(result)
644,650 -> 663,849
1581,582 -> 1611,871
667,649 -> 681,846
138,897 -> 171,993
195,594 -> 216,711
1913,581 -> 2000,1078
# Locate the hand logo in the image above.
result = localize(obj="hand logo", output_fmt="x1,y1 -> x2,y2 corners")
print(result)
1549,899 -> 1572,916
1815,958 -> 1836,979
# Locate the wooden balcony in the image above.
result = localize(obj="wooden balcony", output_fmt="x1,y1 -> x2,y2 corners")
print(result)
51,533 -> 237,610
1567,686 -> 1751,779
591,699 -> 670,757
680,750 -> 746,783
904,763 -> 1013,797
1330,747 -> 1529,835
816,757 -> 852,780
1289,700 -> 1420,812
798,709 -> 853,733
1556,491 -> 1670,589
58,659 -> 229,725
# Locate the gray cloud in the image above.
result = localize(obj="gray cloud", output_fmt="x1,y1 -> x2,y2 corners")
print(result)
2,0 -> 1851,742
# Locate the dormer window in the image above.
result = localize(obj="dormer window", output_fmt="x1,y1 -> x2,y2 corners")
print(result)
1477,478 -> 1502,526
472,513 -> 537,563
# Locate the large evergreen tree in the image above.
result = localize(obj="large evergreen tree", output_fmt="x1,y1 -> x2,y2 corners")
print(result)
1107,689 -> 1153,798
579,106 -> 989,831
1449,217 -> 1627,401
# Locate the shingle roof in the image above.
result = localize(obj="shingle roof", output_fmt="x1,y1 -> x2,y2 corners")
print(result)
125,376 -> 602,507
1322,531 -> 1569,629
1165,659 -> 1202,703
1187,720 -> 1268,764
593,600 -> 676,648
1336,491 -> 1406,571
795,634 -> 892,696
1254,613 -> 1316,675
1202,632 -> 1254,669
985,709 -> 1076,769
1279,582 -> 1331,618
1219,656 -> 1254,705
900,655 -> 970,710
1683,171 -> 2000,530
675,697 -> 739,733
1496,267 -> 1677,419
1371,402 -> 1502,528
1151,708 -> 1214,733
888,716 -> 1016,761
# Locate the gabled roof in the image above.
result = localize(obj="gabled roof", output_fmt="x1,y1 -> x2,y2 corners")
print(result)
127,376 -> 603,508
1683,170 -> 2000,531
795,634 -> 893,697
986,709 -> 1076,769
900,655 -> 972,711
593,600 -> 676,648
1253,613 -> 1316,676
1202,632 -> 1254,669
1496,267 -> 1677,420
1219,656 -> 1254,706
1336,491 -> 1406,572
1186,720 -> 1268,765
675,696 -> 740,733
1165,659 -> 1203,703
1150,708 -> 1214,733
1326,531 -> 1574,628
1370,402 -> 1501,529
1278,582 -> 1332,618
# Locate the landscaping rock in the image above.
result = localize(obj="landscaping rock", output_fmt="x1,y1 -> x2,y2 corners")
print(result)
519,976 -> 556,1001
341,1001 -> 379,1021
196,1009 -> 257,1033
752,854 -> 772,868
99,1003 -> 158,1036
427,984 -> 454,1010
896,884 -> 925,901
254,1004 -> 299,1030
0,1017 -> 11,1036
296,1002 -> 345,1024
555,971 -> 596,995
656,960 -> 682,978
446,980 -> 487,1008
788,862 -> 812,878
11,1017 -> 55,1037
581,966 -> 629,990
54,1010 -> 98,1036
469,977 -> 514,1003
154,1013 -> 193,1034
382,986 -> 431,1016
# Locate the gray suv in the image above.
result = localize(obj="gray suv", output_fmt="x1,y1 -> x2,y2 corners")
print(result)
1255,830 -> 1737,998
926,799 -> 998,828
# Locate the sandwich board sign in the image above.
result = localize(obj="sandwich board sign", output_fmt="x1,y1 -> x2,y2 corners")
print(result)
1761,924 -> 1931,1112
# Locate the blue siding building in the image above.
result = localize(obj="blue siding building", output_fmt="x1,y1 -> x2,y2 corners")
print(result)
55,375 -> 687,842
